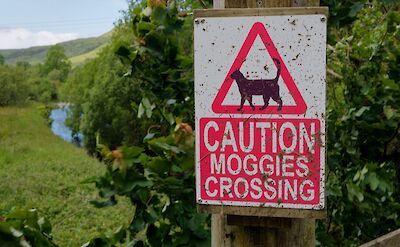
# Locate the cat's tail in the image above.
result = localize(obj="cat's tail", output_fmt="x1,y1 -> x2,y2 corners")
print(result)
272,58 -> 281,82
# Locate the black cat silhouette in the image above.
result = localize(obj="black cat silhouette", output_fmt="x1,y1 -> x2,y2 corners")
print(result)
230,58 -> 283,111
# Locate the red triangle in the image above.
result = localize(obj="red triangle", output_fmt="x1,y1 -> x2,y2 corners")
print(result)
211,22 -> 307,115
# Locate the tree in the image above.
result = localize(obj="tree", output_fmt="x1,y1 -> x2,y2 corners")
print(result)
0,54 -> 5,65
0,64 -> 30,106
316,2 -> 400,245
42,44 -> 71,82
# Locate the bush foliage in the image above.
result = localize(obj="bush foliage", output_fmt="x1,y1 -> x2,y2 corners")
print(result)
0,64 -> 31,106
0,208 -> 57,247
74,1 -> 400,246
1,0 -> 399,246
318,3 -> 400,245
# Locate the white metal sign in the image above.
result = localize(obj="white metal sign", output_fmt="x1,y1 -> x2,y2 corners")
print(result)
194,13 -> 327,210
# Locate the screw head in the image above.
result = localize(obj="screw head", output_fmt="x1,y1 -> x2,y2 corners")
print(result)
321,16 -> 326,22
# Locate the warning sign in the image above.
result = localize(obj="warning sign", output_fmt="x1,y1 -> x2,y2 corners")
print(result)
194,13 -> 327,210
212,22 -> 307,115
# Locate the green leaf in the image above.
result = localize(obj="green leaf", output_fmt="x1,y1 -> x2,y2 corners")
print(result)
152,142 -> 182,154
346,147 -> 357,155
147,136 -> 180,155
353,166 -> 368,181
349,2 -> 363,17
367,173 -> 380,191
129,50 -> 138,61
180,155 -> 194,171
346,182 -> 364,202
142,6 -> 152,17
382,78 -> 399,91
138,98 -> 156,118
166,99 -> 176,105
163,176 -> 181,186
10,227 -> 23,238
151,7 -> 167,23
142,98 -> 155,118
114,45 -> 131,59
137,22 -> 155,35
383,105 -> 395,120
143,133 -> 156,141
354,106 -> 370,117
147,157 -> 170,174
171,164 -> 183,173
188,214 -> 208,235
143,30 -> 165,50
142,97 -> 151,109
121,146 -> 144,159
138,98 -> 155,119
99,186 -> 116,198
120,179 -> 153,193
0,208 -> 57,246
138,102 -> 145,118
137,189 -> 151,204
163,112 -> 175,125
37,216 -> 52,233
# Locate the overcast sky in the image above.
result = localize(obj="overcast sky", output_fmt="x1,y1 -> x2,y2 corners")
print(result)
0,0 -> 128,49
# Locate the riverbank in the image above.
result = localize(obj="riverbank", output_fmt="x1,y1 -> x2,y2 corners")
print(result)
50,105 -> 83,146
0,104 -> 133,246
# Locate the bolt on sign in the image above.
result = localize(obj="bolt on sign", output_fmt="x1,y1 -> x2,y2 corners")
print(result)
194,8 -> 328,211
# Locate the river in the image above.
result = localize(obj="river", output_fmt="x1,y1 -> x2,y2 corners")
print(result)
49,104 -> 83,147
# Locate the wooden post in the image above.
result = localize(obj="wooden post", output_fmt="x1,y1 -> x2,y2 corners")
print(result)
210,0 -> 321,246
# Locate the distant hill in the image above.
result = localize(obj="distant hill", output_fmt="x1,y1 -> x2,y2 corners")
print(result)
0,32 -> 111,66
69,43 -> 108,67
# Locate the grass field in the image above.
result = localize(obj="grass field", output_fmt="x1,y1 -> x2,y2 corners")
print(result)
0,105 -> 133,246
69,44 -> 106,67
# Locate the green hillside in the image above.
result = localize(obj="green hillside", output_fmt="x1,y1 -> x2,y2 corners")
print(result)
69,43 -> 107,67
0,32 -> 111,65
